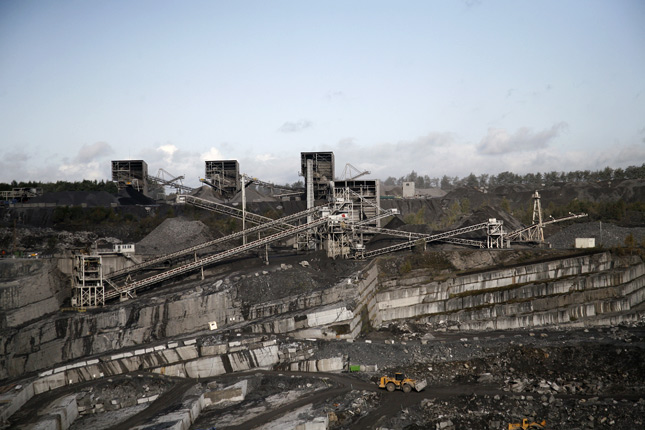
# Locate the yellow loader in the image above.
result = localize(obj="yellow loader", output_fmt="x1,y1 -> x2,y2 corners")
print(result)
508,418 -> 546,429
378,372 -> 427,393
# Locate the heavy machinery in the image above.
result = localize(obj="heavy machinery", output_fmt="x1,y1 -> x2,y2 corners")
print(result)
508,418 -> 546,429
378,373 -> 427,393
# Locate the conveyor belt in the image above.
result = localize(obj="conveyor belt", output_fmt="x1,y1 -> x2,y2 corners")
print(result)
184,195 -> 290,228
107,205 -> 321,279
105,216 -> 329,300
355,222 -> 490,259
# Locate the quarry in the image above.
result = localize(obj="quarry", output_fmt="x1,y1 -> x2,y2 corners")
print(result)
1,153 -> 645,430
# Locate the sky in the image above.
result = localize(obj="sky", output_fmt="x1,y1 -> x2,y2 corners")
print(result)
1,0 -> 644,187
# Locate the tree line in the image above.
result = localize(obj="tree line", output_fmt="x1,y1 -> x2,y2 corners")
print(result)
383,164 -> 645,190
0,179 -> 118,193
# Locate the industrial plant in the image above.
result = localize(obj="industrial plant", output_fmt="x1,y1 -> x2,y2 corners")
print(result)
1,151 -> 644,430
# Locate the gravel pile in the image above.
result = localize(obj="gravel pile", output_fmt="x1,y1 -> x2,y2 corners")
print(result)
190,185 -> 224,203
546,221 -> 645,248
29,191 -> 118,207
136,217 -> 213,255
117,188 -> 156,206
229,186 -> 279,203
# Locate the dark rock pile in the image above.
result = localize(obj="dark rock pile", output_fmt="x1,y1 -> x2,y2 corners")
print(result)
136,217 -> 213,255
546,221 -> 645,248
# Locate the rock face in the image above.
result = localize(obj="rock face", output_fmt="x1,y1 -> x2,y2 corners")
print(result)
374,252 -> 645,330
0,277 -> 239,380
2,250 -> 644,383
0,259 -> 68,329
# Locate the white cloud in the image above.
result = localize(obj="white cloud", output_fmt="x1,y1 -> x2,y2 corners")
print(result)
239,152 -> 301,185
201,147 -> 225,161
255,153 -> 276,162
477,122 -> 568,155
76,141 -> 114,163
331,132 -> 457,179
278,119 -> 313,133
55,142 -> 115,182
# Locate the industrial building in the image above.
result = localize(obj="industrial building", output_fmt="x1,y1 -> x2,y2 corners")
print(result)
111,160 -> 149,195
203,160 -> 241,198
301,152 -> 334,201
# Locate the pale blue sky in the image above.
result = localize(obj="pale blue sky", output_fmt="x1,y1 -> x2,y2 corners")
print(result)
1,0 -> 644,186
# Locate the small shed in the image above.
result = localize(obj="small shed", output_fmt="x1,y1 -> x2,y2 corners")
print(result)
575,238 -> 595,248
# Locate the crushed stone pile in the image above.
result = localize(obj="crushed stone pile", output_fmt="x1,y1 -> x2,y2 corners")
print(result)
136,217 -> 213,255
190,185 -> 224,203
117,188 -> 156,206
546,221 -> 645,248
28,191 -> 118,207
229,186 -> 279,203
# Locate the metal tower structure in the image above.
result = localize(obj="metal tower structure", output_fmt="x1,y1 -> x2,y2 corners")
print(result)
532,190 -> 545,242
71,254 -> 104,308
505,191 -> 588,244
300,152 -> 334,201
203,160 -> 241,198
111,160 -> 149,194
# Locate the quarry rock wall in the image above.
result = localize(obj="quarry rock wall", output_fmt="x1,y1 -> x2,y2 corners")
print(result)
2,251 -> 643,383
374,252 -> 645,330
0,281 -> 240,380
0,259 -> 68,329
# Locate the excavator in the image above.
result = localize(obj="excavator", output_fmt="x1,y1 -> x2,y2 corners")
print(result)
378,372 -> 427,393
508,418 -> 546,429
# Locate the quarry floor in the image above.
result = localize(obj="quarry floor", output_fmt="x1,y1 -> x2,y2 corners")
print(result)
7,323 -> 644,430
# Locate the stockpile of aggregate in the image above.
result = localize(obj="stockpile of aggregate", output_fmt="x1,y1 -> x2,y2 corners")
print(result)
136,217 -> 213,255
229,186 -> 279,203
190,185 -> 224,202
28,191 -> 118,207
117,187 -> 156,205
546,221 -> 645,248
443,186 -> 498,211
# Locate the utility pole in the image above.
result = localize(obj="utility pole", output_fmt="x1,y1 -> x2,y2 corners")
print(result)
242,175 -> 246,245
12,219 -> 17,257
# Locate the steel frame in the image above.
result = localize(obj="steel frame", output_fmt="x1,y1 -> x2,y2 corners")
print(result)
71,254 -> 105,308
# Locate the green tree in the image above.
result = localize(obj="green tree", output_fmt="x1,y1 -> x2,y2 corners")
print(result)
440,175 -> 452,190
460,198 -> 471,213
500,197 -> 511,213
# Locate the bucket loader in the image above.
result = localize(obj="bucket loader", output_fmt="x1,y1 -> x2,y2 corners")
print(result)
508,418 -> 546,429
378,372 -> 427,393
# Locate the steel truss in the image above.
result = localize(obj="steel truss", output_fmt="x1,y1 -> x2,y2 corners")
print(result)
71,254 -> 105,308
105,216 -> 329,301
